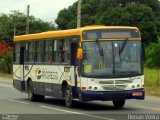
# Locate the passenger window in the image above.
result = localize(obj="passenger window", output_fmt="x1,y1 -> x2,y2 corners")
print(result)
44,40 -> 53,64
61,39 -> 70,64
53,40 -> 61,63
36,41 -> 44,63
14,43 -> 20,63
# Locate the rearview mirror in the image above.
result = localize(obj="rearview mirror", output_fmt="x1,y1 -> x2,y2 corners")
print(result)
77,48 -> 83,60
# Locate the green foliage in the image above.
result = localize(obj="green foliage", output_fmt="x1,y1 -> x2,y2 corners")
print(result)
0,53 -> 12,74
55,0 -> 160,45
55,0 -> 160,68
0,10 -> 56,43
56,8 -> 75,29
56,0 -> 100,29
145,37 -> 160,68
0,11 -> 56,74
100,4 -> 158,44
144,67 -> 160,87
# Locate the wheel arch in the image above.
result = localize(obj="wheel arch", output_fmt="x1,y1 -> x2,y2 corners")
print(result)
27,77 -> 32,90
61,80 -> 68,97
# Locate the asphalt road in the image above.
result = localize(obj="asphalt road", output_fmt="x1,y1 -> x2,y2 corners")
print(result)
0,78 -> 160,120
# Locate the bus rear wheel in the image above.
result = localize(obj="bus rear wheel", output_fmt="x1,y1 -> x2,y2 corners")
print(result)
64,85 -> 73,108
28,81 -> 45,102
112,100 -> 125,108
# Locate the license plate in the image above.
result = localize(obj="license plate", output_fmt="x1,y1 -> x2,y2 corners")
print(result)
132,92 -> 143,96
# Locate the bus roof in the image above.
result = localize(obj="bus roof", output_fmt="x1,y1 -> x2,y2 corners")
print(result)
13,25 -> 139,42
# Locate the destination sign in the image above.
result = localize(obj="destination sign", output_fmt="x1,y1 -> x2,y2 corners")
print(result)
83,29 -> 140,40
101,31 -> 131,38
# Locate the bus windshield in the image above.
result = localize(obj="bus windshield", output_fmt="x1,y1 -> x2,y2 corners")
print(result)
82,40 -> 142,77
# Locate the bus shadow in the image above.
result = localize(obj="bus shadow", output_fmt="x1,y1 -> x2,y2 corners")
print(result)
21,97 -> 138,111
42,98 -> 137,111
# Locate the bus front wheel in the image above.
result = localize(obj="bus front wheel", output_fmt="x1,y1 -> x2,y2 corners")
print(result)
64,85 -> 73,108
112,100 -> 125,108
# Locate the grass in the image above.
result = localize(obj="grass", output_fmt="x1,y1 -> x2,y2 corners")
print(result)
0,73 -> 12,79
145,86 -> 160,96
144,67 -> 160,86
144,67 -> 160,96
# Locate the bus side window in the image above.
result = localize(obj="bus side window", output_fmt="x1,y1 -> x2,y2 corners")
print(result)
25,42 -> 29,63
53,40 -> 61,63
36,41 -> 44,63
14,43 -> 20,63
62,38 -> 70,64
44,40 -> 53,64
28,41 -> 36,63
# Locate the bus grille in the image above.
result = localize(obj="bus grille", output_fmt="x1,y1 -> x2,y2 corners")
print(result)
99,80 -> 132,91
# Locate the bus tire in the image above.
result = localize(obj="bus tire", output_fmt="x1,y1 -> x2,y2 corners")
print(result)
112,100 -> 125,108
36,95 -> 45,101
27,81 -> 36,102
64,85 -> 73,108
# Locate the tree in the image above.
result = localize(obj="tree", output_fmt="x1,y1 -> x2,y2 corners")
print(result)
0,11 -> 56,74
99,4 -> 158,44
0,11 -> 56,43
55,0 -> 100,29
0,41 -> 12,56
145,37 -> 160,68
0,40 -> 13,74
137,0 -> 160,16
56,8 -> 75,29
55,0 -> 160,45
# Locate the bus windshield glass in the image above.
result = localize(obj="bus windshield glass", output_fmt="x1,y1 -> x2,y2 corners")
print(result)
82,40 -> 142,77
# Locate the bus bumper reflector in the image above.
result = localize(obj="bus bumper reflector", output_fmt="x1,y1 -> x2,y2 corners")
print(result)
132,92 -> 143,96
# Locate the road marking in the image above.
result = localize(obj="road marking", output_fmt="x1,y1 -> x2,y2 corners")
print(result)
134,105 -> 160,111
7,99 -> 29,105
40,105 -> 115,120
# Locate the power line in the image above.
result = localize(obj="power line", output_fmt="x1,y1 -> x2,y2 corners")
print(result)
22,8 -> 27,15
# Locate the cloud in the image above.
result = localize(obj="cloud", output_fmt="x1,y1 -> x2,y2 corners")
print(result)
0,0 -> 77,22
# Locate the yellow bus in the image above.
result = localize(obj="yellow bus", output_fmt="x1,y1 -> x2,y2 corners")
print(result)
13,25 -> 144,108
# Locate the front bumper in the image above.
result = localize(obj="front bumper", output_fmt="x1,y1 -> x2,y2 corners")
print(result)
80,88 -> 145,101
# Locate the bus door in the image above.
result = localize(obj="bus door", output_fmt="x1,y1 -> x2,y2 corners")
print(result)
71,43 -> 78,88
19,47 -> 25,91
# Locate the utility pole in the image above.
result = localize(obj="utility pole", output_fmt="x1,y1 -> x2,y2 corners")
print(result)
14,25 -> 16,36
77,0 -> 82,28
26,5 -> 30,34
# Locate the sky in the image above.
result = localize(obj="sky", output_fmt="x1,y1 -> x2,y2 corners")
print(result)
0,0 -> 77,23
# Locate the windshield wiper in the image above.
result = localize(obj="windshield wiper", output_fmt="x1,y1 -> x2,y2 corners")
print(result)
119,38 -> 128,55
96,39 -> 104,56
